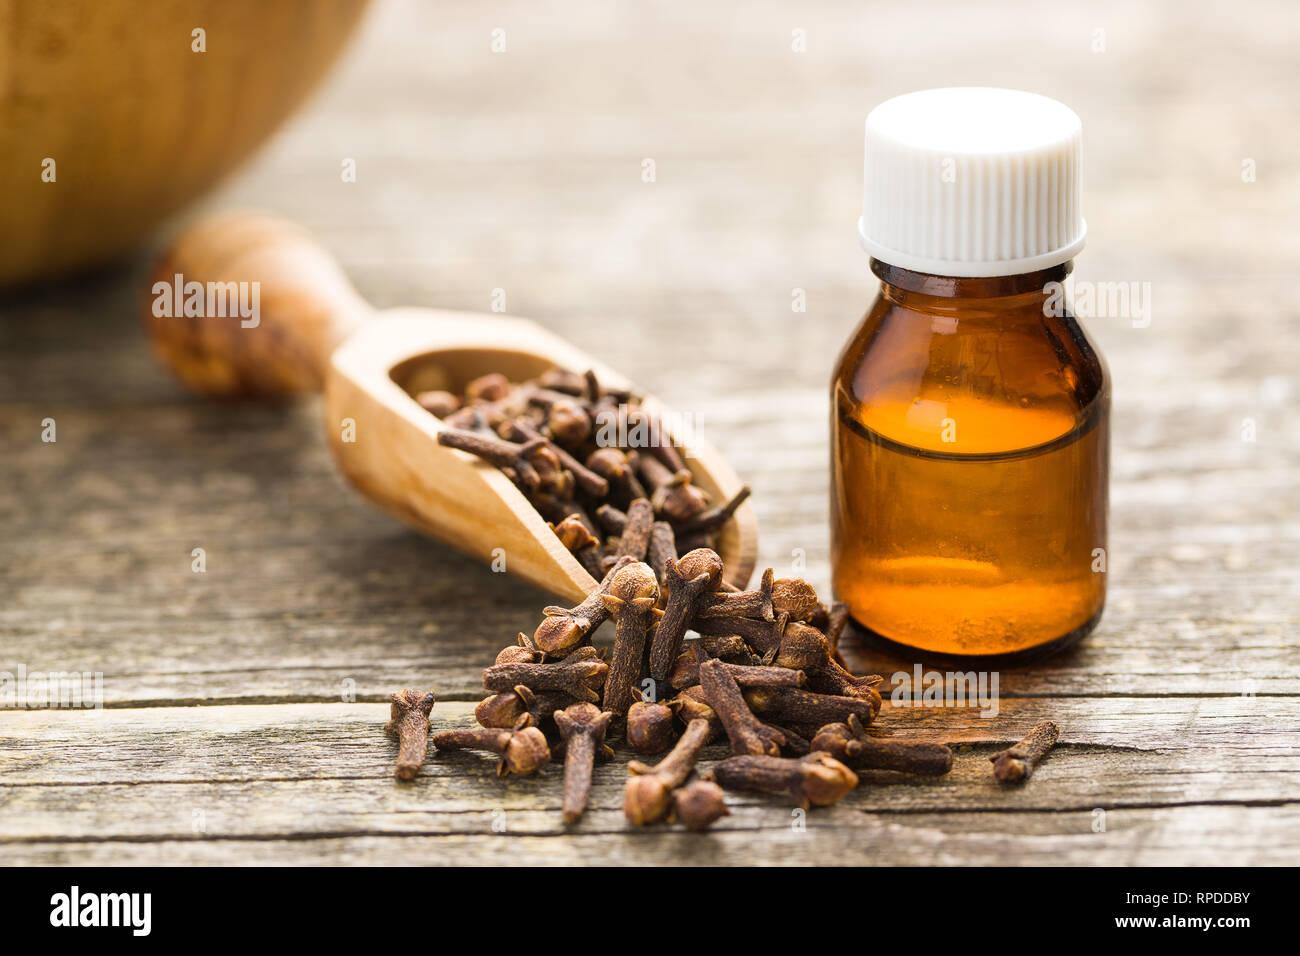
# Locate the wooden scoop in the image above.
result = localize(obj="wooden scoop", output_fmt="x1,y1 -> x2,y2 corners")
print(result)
145,212 -> 758,603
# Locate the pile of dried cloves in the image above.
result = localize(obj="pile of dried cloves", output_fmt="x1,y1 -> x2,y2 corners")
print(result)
378,367 -> 982,826
386,542 -> 960,829
381,370 -> 1066,824
419,367 -> 751,572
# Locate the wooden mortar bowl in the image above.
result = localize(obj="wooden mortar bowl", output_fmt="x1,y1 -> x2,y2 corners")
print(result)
0,0 -> 371,286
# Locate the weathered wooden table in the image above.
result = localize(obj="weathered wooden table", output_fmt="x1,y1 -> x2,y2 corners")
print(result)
2,0 -> 1297,865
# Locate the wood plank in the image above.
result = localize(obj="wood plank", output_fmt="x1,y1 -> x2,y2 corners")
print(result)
2,698 -> 1296,799
2,700 -> 1296,864
6,806 -> 1298,867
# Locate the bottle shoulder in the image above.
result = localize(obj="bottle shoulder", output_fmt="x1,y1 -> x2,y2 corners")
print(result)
832,291 -> 1109,455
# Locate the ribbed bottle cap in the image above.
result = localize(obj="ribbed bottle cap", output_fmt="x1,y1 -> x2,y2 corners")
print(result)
859,88 -> 1085,278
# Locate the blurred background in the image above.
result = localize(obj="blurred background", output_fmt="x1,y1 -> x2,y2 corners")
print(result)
2,0 -> 1295,699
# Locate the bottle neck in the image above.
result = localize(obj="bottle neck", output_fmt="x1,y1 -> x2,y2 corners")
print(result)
871,259 -> 1072,301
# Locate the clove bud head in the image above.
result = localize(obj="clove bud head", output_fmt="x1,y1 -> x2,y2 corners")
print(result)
501,726 -> 551,776
713,752 -> 859,809
799,752 -> 860,806
546,398 -> 591,447
771,577 -> 821,621
415,390 -> 461,418
465,372 -> 511,403
475,685 -> 534,729
533,615 -> 586,654
586,447 -> 630,478
603,561 -> 660,612
623,774 -> 674,826
626,701 -> 676,754
671,779 -> 729,831
773,621 -> 832,671
495,642 -> 540,666
675,548 -> 725,591
551,514 -> 599,553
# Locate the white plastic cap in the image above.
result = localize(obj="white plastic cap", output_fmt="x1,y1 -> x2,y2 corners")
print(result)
859,88 -> 1085,277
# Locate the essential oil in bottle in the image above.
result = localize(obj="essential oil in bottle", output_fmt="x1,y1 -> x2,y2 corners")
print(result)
830,88 -> 1109,663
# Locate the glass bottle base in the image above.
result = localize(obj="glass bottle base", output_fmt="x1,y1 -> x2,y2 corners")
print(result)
845,604 -> 1105,669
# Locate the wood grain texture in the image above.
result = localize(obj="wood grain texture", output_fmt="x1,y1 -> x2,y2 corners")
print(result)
1,0 -> 1297,865
2,701 -> 1296,865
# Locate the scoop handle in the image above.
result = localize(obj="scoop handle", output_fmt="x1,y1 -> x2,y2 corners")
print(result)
144,212 -> 371,397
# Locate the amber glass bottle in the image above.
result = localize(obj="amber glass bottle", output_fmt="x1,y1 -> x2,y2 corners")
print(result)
831,88 -> 1109,662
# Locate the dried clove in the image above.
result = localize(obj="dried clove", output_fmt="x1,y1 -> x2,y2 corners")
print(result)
536,366 -> 588,395
712,752 -> 859,809
767,722 -> 813,756
475,685 -> 577,729
692,612 -> 788,657
418,367 -> 752,592
671,651 -> 807,691
674,547 -> 725,591
475,685 -> 531,728
677,485 -> 751,536
437,428 -> 572,497
554,703 -> 614,822
550,513 -> 605,578
384,688 -> 436,780
669,643 -> 709,689
600,561 -> 660,715
643,422 -> 689,474
638,454 -> 709,524
415,389 -> 461,418
594,502 -> 628,535
432,720 -> 551,776
772,621 -> 882,703
770,576 -> 821,622
646,553 -> 718,682
499,418 -> 608,497
465,372 -> 512,403
532,556 -> 633,655
626,700 -> 676,754
666,686 -> 721,741
483,645 -> 608,703
613,498 -> 655,562
646,521 -> 678,584
494,642 -> 541,666
696,567 -> 775,622
699,658 -> 785,757
540,395 -> 592,448
811,715 -> 952,775
991,720 -> 1060,783
699,633 -> 760,664
624,718 -> 711,825
743,685 -> 877,728
670,779 -> 730,831
586,448 -> 647,505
